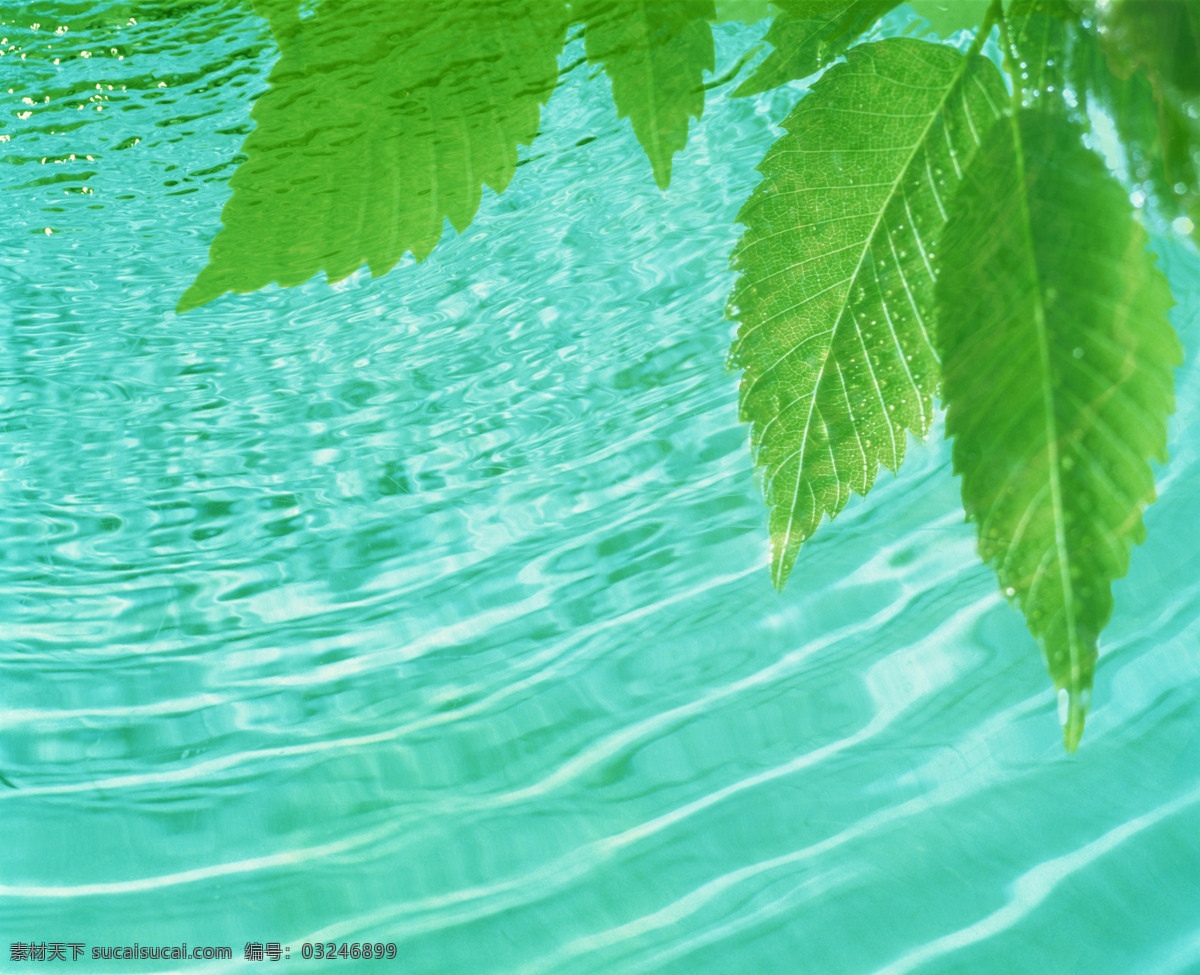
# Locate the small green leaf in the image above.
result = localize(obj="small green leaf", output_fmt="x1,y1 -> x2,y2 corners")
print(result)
1065,27 -> 1187,240
713,0 -> 772,24
178,0 -> 568,311
935,109 -> 1182,751
733,0 -> 902,97
1103,0 -> 1200,97
907,0 -> 991,37
729,38 -> 1006,588
1007,0 -> 1074,99
580,1 -> 716,190
1097,0 -> 1200,243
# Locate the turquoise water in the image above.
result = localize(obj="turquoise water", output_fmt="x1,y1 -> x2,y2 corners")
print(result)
4,4 -> 1200,973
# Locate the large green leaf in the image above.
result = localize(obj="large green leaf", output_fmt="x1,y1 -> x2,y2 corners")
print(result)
728,38 -> 1006,588
580,1 -> 716,190
732,0 -> 901,97
935,109 -> 1181,751
178,0 -> 568,311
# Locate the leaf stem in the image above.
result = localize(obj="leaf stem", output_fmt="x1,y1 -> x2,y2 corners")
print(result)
995,2 -> 1022,106
967,0 -> 1004,62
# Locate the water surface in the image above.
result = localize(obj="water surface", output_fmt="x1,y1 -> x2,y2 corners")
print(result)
3,5 -> 1200,973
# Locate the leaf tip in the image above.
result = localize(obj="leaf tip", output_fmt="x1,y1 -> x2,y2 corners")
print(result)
1058,685 -> 1091,754
769,535 -> 800,592
176,263 -> 230,314
175,284 -> 208,315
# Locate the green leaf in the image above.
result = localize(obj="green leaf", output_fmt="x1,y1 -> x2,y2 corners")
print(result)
907,0 -> 991,38
580,0 -> 716,190
935,109 -> 1181,751
1097,0 -> 1200,243
1102,0 -> 1200,98
1007,0 -> 1074,98
251,0 -> 302,48
1063,27 -> 1188,243
178,0 -> 568,312
732,0 -> 902,97
728,38 -> 1006,588
1004,2 -> 1198,242
713,0 -> 772,24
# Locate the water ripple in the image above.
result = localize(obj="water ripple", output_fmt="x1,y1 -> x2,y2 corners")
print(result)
3,7 -> 1200,975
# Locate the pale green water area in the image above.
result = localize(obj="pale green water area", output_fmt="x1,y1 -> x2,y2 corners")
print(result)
4,3 -> 1200,974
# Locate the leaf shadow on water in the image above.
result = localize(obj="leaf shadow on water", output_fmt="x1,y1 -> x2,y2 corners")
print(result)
178,0 -> 759,311
178,0 -> 570,311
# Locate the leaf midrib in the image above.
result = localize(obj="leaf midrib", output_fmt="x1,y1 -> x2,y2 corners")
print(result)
1004,109 -> 1082,694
